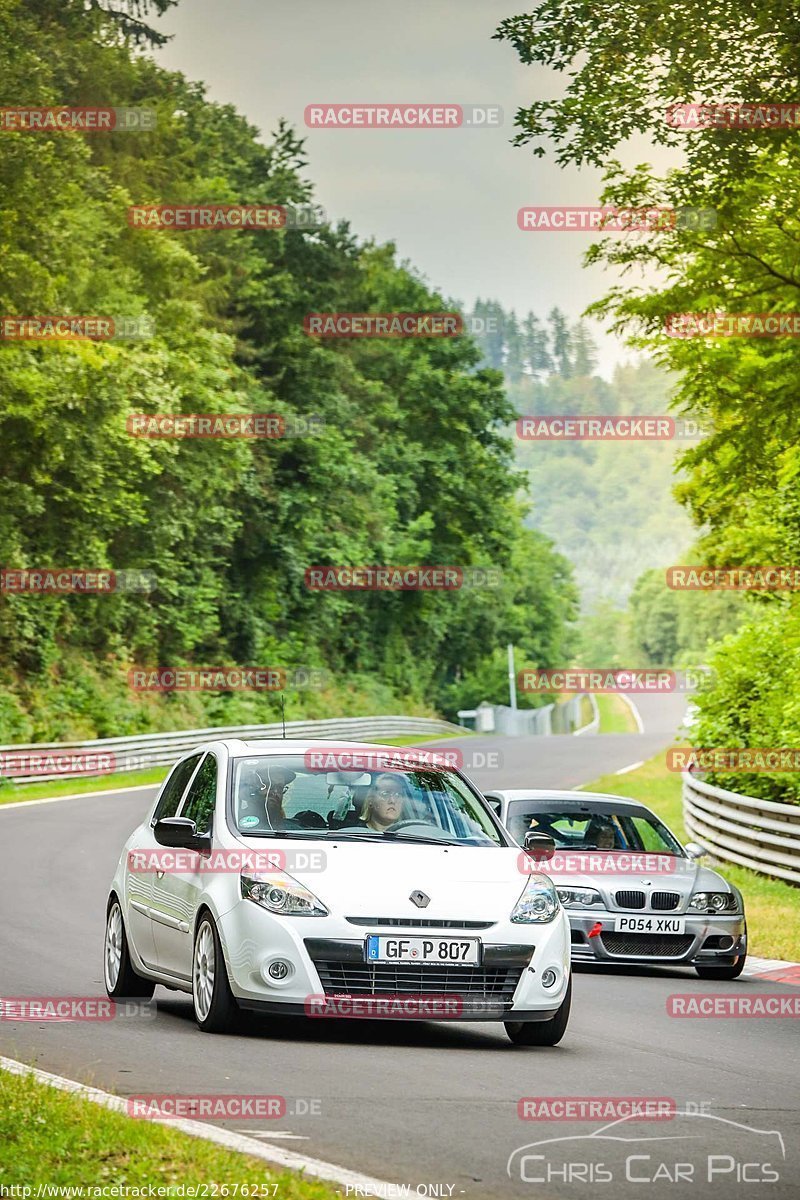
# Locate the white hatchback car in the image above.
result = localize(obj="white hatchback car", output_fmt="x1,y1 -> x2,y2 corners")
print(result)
104,740 -> 572,1045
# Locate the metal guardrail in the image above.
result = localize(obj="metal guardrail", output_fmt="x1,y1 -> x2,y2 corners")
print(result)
462,694 -> 591,737
682,770 -> 800,886
0,716 -> 465,785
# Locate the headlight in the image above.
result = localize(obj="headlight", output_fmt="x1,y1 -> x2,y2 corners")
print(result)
511,872 -> 560,924
688,891 -> 739,914
557,886 -> 603,908
241,872 -> 328,917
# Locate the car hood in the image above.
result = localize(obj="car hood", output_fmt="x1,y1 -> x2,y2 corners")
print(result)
542,856 -> 733,907
235,837 -> 531,920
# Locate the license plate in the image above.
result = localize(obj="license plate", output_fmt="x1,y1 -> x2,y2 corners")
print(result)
365,936 -> 481,965
615,916 -> 685,934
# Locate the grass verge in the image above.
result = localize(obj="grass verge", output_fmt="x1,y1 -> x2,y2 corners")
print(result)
0,765 -> 168,806
0,1066 -> 342,1194
581,750 -> 800,962
594,694 -> 638,734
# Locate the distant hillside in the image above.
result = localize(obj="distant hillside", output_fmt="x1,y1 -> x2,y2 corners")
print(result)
467,302 -> 694,611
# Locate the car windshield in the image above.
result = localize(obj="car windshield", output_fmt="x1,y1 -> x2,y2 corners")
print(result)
505,803 -> 684,856
230,754 -> 503,845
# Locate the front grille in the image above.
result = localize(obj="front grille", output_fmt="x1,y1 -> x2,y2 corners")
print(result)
601,933 -> 693,957
651,892 -> 680,911
313,960 -> 523,1000
345,917 -> 495,929
615,890 -> 646,909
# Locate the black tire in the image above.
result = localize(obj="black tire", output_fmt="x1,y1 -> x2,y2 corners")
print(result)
505,975 -> 572,1046
192,912 -> 240,1033
104,897 -> 155,1000
695,926 -> 747,980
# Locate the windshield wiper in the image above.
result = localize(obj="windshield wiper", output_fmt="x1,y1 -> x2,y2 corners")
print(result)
325,831 -> 393,842
381,832 -> 464,847
238,828 -> 326,839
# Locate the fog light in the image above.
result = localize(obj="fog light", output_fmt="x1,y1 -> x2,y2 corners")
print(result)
718,935 -> 734,952
541,968 -> 558,988
267,960 -> 291,981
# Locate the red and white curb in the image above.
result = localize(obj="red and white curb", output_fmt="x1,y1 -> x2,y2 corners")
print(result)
742,956 -> 800,987
0,1055 -> 395,1193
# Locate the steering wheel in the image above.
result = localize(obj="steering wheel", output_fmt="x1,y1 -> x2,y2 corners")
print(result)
385,819 -> 445,834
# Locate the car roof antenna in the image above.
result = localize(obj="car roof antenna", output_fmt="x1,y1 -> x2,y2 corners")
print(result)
281,692 -> 287,739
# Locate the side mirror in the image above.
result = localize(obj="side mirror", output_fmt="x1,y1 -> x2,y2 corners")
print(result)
523,831 -> 556,861
684,840 -> 707,860
154,817 -> 211,851
486,798 -> 502,816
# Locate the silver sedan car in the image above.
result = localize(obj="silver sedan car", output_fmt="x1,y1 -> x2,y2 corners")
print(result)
483,790 -> 747,980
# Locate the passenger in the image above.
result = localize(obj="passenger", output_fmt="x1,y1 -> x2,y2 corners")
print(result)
238,764 -> 296,828
361,773 -> 408,832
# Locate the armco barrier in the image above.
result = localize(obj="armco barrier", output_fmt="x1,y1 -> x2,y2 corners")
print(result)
0,716 -> 464,785
682,770 -> 800,886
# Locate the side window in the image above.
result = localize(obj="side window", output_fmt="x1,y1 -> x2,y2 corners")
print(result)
181,754 -> 217,835
152,754 -> 202,824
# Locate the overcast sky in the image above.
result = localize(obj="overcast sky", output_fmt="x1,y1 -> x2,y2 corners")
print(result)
156,0 -> 657,376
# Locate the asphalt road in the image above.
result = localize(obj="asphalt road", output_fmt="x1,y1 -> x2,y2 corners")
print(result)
2,694 -> 798,1199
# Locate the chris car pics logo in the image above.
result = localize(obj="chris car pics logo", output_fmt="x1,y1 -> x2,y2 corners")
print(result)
508,1110 -> 786,1185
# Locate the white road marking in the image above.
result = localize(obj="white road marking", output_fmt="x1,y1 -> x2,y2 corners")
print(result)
618,693 -> 645,733
240,1130 -> 310,1140
615,760 -> 644,775
0,782 -> 160,812
0,1056 -> 393,1191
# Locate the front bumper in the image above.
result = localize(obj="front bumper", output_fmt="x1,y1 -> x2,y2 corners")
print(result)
217,904 -> 571,1021
566,909 -> 746,966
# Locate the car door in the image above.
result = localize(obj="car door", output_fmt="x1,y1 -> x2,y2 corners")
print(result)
150,751 -> 218,982
124,752 -> 203,971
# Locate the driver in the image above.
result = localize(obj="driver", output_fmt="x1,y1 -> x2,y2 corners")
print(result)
588,819 -> 617,849
361,773 -> 408,832
238,763 -> 296,829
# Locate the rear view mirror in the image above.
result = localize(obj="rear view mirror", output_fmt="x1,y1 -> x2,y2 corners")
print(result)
326,772 -> 371,786
523,831 -> 556,861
